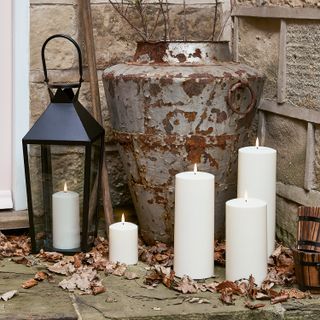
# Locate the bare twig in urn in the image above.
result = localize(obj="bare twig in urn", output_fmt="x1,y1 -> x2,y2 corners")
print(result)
134,0 -> 149,39
183,0 -> 187,41
217,10 -> 231,41
165,0 -> 170,41
158,0 -> 167,41
211,0 -> 219,41
148,5 -> 162,41
109,0 -> 147,41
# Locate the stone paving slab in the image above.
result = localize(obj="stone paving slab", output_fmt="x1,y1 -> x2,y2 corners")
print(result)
0,259 -> 319,320
0,260 -> 77,320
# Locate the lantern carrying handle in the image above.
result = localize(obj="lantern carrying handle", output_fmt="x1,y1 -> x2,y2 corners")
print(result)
41,34 -> 84,89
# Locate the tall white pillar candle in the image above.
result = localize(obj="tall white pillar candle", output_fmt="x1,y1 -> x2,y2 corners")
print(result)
109,214 -> 138,265
174,164 -> 215,279
52,182 -> 80,250
238,139 -> 276,256
226,197 -> 267,286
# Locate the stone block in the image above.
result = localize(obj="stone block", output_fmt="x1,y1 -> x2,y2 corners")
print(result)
91,3 -> 137,69
286,21 -> 320,111
276,195 -> 299,247
264,113 -> 306,188
30,4 -> 78,71
236,0 -> 318,7
239,17 -> 280,100
29,82 -> 50,126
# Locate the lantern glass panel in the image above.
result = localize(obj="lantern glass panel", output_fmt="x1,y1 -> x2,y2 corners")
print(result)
87,137 -> 103,247
26,143 -> 95,253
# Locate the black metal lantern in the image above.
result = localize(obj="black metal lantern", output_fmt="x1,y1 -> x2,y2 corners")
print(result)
23,34 -> 105,253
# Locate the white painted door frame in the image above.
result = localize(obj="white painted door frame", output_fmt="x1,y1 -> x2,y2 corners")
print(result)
0,0 -> 29,211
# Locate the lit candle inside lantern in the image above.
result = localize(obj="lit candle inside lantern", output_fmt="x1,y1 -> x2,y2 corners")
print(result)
226,194 -> 267,286
174,163 -> 215,279
52,182 -> 80,250
237,138 -> 277,256
109,214 -> 138,265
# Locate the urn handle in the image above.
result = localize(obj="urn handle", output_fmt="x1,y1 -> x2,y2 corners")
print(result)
227,80 -> 257,115
41,34 -> 83,89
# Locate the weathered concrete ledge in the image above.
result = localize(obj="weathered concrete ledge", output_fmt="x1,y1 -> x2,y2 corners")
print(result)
0,259 -> 319,320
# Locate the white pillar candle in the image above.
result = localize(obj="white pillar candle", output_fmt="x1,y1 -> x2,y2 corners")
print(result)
109,214 -> 138,265
174,164 -> 215,279
52,182 -> 80,250
238,139 -> 277,256
226,197 -> 267,286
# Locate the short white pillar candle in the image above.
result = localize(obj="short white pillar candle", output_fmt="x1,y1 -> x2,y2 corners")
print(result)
226,197 -> 267,286
238,138 -> 277,256
174,164 -> 215,279
109,214 -> 138,265
52,182 -> 80,250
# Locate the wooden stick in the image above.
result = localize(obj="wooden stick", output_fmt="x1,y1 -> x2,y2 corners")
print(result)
277,19 -> 287,104
78,0 -> 114,232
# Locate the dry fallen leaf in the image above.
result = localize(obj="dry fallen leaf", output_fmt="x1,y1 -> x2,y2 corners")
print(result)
0,290 -> 18,301
0,232 -> 30,257
244,301 -> 265,309
256,292 -> 270,300
186,297 -> 211,304
92,285 -> 106,295
22,278 -> 38,289
216,281 -> 242,295
73,253 -> 83,268
214,240 -> 226,266
34,271 -> 48,281
105,261 -> 117,275
247,275 -> 257,300
124,271 -> 139,280
174,276 -> 198,294
199,282 -> 218,293
219,288 -> 235,305
271,294 -> 289,304
144,270 -> 162,286
37,250 -> 63,262
12,257 -> 33,266
48,260 -> 75,275
112,264 -> 127,277
59,267 -> 100,294
280,288 -> 310,299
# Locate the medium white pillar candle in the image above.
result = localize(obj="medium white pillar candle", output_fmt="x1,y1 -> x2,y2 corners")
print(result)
226,197 -> 267,286
174,164 -> 215,279
109,214 -> 138,265
238,139 -> 277,256
52,182 -> 80,250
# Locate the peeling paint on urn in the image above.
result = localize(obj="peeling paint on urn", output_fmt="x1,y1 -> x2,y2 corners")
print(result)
103,42 -> 265,244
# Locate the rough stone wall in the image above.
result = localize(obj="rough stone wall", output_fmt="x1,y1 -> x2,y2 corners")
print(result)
30,1 -> 320,246
29,0 -> 224,209
237,2 -> 320,246
237,0 -> 320,7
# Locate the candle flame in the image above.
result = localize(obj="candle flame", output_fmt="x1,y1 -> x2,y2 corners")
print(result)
193,163 -> 197,174
244,191 -> 248,202
255,137 -> 259,148
64,182 -> 68,192
121,213 -> 125,223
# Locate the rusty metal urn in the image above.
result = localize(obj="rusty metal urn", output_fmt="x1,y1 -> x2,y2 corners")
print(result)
103,41 -> 265,244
